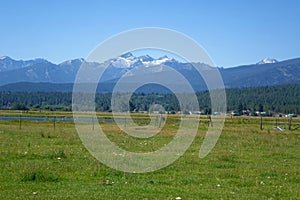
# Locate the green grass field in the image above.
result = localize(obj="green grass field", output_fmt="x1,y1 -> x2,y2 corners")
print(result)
0,111 -> 299,199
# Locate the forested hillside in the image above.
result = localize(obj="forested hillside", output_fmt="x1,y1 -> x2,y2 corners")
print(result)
0,84 -> 299,115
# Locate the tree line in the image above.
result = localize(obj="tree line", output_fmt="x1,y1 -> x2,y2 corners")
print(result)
0,84 -> 299,115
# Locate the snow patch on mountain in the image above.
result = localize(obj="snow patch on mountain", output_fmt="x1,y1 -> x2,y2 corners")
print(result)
257,58 -> 278,65
142,56 -> 173,67
109,53 -> 176,68
0,56 -> 8,60
111,57 -> 138,68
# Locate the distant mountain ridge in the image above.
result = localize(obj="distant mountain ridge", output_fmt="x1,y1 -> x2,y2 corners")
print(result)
0,56 -> 50,72
0,54 -> 300,92
220,57 -> 300,88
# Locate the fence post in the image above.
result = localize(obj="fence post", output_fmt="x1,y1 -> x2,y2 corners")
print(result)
92,117 -> 94,130
288,116 -> 292,130
54,114 -> 56,130
260,114 -> 263,130
19,113 -> 22,129
125,116 -> 126,128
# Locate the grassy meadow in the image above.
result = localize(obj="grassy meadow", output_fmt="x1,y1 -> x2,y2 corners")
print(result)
0,111 -> 300,199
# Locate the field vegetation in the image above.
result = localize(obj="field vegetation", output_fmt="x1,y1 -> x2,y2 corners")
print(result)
0,111 -> 299,199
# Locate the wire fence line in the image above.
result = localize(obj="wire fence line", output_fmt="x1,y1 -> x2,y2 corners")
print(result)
0,113 -> 299,132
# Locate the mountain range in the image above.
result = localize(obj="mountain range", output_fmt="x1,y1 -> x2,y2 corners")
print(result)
0,54 -> 299,93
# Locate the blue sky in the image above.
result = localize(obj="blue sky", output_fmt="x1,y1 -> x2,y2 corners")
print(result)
0,0 -> 299,67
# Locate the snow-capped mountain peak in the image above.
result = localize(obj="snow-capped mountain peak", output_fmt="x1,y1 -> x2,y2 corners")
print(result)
33,58 -> 51,64
140,55 -> 176,67
0,56 -> 9,60
109,53 -> 176,68
0,56 -> 45,72
60,58 -> 85,65
138,55 -> 154,62
257,58 -> 278,65
111,55 -> 139,68
146,57 -> 166,65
